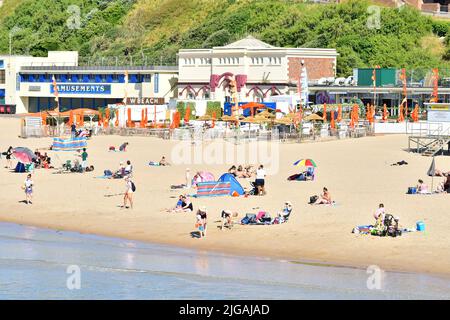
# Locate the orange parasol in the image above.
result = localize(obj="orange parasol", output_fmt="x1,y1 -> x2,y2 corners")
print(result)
115,109 -> 119,127
41,112 -> 48,125
323,103 -> 327,122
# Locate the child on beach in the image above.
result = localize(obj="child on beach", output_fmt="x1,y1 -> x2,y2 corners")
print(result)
196,207 -> 207,238
417,179 -> 429,194
23,174 -> 34,204
81,148 -> 88,172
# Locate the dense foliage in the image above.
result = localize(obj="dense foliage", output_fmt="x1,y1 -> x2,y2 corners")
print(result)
1,0 -> 450,76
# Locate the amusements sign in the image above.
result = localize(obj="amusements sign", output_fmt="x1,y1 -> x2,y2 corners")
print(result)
50,84 -> 111,94
126,97 -> 165,105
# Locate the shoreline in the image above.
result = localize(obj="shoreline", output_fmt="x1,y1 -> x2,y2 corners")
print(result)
1,216 -> 450,279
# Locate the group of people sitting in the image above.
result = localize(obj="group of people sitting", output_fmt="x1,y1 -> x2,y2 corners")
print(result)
239,201 -> 293,225
104,160 -> 133,179
228,165 -> 255,178
63,159 -> 94,173
32,150 -> 52,169
413,177 -> 450,194
167,194 -> 193,213
109,142 -> 129,152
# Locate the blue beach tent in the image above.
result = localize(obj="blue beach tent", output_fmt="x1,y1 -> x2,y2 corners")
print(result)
218,173 -> 245,195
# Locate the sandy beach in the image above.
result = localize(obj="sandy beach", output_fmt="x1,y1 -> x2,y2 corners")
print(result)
1,117 -> 449,276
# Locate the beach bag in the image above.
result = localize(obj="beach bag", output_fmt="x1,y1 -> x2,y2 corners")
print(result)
131,181 -> 136,192
407,187 -> 417,194
104,170 -> 113,176
309,195 -> 318,204
109,146 -> 115,151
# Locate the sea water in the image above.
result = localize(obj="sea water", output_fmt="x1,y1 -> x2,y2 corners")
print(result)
0,222 -> 449,300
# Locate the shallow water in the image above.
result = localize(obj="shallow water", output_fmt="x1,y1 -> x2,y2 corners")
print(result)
0,222 -> 449,300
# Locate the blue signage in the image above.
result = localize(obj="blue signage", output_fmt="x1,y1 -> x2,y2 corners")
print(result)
50,84 -> 111,94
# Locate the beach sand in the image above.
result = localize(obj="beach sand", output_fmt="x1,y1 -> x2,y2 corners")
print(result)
0,117 -> 449,275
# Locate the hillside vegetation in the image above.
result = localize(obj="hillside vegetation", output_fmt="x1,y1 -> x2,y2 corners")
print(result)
1,0 -> 450,76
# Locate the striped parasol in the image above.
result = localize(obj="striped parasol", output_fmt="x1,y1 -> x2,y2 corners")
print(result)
293,159 -> 317,167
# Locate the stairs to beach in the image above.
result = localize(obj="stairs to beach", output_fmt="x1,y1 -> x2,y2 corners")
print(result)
409,127 -> 450,157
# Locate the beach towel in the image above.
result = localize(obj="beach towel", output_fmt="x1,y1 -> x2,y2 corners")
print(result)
149,161 -> 161,166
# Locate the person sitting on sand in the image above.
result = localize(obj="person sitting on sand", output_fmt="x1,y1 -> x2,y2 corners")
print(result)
417,179 -> 429,194
228,165 -> 237,177
182,195 -> 193,212
434,169 -> 449,177
124,160 -> 133,176
159,156 -> 170,166
245,165 -> 255,177
236,165 -> 250,178
119,142 -> 129,152
374,203 -> 385,222
315,187 -> 332,205
277,201 -> 293,222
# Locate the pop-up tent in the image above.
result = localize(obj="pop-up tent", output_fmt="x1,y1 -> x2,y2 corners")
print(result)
218,173 -> 245,196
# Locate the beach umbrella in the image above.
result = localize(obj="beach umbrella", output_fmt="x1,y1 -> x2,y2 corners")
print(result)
12,147 -> 36,165
293,159 -> 317,168
322,103 -> 327,122
383,104 -> 388,122
274,117 -> 294,125
304,114 -> 324,122
41,112 -> 48,125
337,104 -> 342,122
198,115 -> 212,121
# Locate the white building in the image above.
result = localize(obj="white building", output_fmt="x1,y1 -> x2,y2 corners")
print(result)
177,35 -> 338,103
0,51 -> 178,114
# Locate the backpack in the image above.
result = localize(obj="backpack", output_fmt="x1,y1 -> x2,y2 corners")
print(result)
131,181 -> 136,192
309,195 -> 318,204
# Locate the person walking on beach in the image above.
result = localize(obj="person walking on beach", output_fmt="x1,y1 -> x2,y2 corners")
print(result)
23,174 -> 34,204
4,146 -> 13,169
255,165 -> 266,196
123,176 -> 134,209
81,148 -> 88,172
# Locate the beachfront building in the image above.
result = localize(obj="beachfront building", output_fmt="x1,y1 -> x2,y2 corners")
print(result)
1,51 -> 178,114
177,36 -> 339,104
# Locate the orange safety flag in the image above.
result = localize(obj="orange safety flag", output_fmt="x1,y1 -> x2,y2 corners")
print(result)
323,103 -> 327,122
337,104 -> 342,122
127,108 -> 132,127
98,112 -> 102,126
383,104 -> 388,122
115,109 -> 119,127
353,104 -> 359,125
412,104 -> 419,122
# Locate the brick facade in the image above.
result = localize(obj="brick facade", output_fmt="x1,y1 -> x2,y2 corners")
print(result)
288,57 -> 335,82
